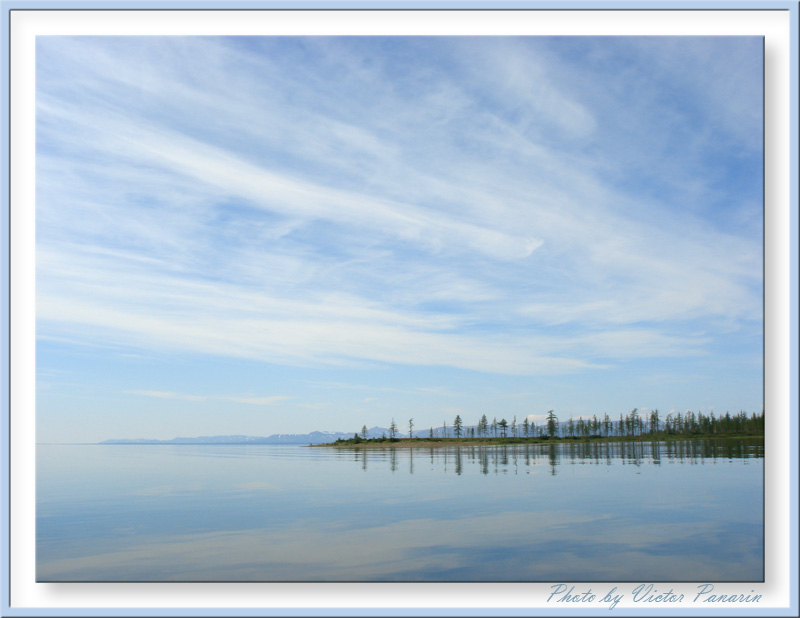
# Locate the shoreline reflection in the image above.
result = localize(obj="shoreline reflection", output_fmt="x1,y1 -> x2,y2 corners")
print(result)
340,439 -> 763,476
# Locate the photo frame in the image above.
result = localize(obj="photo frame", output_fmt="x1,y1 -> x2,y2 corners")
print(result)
3,3 -> 797,616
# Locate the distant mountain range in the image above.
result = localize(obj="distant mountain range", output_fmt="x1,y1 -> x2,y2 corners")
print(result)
100,426 -> 397,445
100,421 -> 577,445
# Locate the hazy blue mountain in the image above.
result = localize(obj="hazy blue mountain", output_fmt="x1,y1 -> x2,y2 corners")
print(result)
100,420 -> 596,445
100,428 -> 395,445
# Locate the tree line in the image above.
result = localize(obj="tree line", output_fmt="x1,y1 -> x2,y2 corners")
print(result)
346,409 -> 764,443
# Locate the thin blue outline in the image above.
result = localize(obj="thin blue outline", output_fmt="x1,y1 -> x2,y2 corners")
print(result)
789,0 -> 799,613
1,2 -> 797,617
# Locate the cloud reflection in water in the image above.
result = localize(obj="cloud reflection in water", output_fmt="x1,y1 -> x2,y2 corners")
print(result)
37,440 -> 763,582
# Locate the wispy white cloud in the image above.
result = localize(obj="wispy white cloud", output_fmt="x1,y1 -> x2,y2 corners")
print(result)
447,37 -> 599,140
35,36 -> 762,385
124,390 -> 289,406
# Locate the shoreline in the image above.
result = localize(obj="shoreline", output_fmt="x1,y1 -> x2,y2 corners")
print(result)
310,434 -> 764,449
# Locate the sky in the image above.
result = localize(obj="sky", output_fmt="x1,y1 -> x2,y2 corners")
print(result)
35,36 -> 764,443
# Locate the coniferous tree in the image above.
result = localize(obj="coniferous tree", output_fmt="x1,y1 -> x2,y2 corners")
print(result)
627,409 -> 638,436
498,418 -> 508,438
687,410 -> 698,434
479,414 -> 488,437
361,425 -> 368,440
389,418 -> 398,440
408,418 -> 414,440
649,409 -> 659,435
522,417 -> 529,437
546,410 -> 559,439
454,415 -> 463,438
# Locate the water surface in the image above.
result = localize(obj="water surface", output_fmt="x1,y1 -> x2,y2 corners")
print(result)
37,439 -> 763,582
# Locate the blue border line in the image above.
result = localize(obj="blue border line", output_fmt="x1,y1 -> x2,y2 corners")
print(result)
0,1 -> 796,9
2,2 -> 797,617
789,0 -> 799,614
1,607 -> 799,618
0,604 -> 798,617
2,2 -> 11,618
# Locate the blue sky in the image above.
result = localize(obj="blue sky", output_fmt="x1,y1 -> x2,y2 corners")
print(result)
35,36 -> 763,443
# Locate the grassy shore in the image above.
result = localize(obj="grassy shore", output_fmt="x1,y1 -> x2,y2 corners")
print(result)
312,433 -> 764,448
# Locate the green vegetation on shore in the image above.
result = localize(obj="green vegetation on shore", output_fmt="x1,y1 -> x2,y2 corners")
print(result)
319,433 -> 764,448
317,409 -> 764,448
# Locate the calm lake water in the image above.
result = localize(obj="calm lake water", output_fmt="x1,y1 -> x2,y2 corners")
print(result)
36,439 -> 763,582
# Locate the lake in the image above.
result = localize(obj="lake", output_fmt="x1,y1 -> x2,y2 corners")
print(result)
36,439 -> 764,582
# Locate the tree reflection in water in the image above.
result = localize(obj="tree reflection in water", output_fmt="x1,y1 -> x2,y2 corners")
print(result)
342,438 -> 763,477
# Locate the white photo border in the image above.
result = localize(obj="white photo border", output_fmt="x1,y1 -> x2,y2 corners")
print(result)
3,3 -> 797,617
